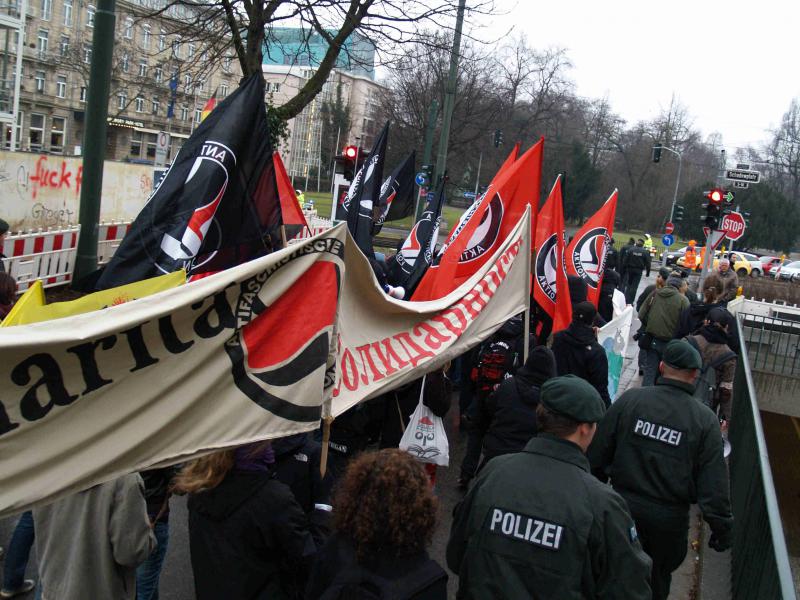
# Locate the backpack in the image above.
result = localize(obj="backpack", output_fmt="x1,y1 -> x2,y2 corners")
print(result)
318,559 -> 446,600
686,336 -> 736,410
471,339 -> 518,393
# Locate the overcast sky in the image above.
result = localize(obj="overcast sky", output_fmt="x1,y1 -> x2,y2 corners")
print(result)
470,0 -> 798,156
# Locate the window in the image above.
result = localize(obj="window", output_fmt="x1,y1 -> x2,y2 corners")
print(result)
50,116 -> 65,153
187,43 -> 195,59
130,130 -> 142,156
198,78 -> 205,93
183,73 -> 191,91
86,4 -> 95,27
138,60 -> 147,77
180,105 -> 188,121
146,133 -> 156,158
63,0 -> 72,26
59,34 -> 69,57
29,113 -> 44,151
6,110 -> 22,149
120,51 -> 129,73
172,36 -> 181,59
79,86 -> 86,102
272,83 -> 280,93
194,107 -> 201,123
135,95 -> 144,112
117,92 -> 127,110
40,0 -> 51,21
223,56 -> 232,72
151,96 -> 159,115
158,29 -> 165,52
83,44 -> 91,63
55,75 -> 66,98
219,83 -> 229,98
37,29 -> 48,58
124,17 -> 133,39
34,70 -> 45,93
141,24 -> 150,49
154,66 -> 162,84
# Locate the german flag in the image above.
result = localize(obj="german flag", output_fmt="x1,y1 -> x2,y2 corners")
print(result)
200,90 -> 218,122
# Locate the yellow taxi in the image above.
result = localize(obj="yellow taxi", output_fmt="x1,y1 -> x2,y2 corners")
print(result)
677,251 -> 751,276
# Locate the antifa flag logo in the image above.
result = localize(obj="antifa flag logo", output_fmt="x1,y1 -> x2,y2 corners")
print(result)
459,194 -> 504,263
397,222 -> 423,268
572,227 -> 610,290
535,233 -> 560,302
155,141 -> 237,274
225,258 -> 340,422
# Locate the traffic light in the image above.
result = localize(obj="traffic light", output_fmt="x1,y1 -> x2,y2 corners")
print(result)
338,145 -> 358,180
673,204 -> 684,222
652,143 -> 663,163
704,188 -> 724,204
702,188 -> 726,229
493,129 -> 503,148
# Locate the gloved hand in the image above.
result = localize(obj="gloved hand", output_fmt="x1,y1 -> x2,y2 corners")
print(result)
708,531 -> 731,552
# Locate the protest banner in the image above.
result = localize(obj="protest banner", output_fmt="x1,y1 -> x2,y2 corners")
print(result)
597,305 -> 634,402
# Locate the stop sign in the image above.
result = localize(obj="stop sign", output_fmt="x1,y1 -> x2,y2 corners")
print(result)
665,221 -> 674,234
721,212 -> 746,241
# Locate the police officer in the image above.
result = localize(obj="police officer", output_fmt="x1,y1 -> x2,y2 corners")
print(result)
622,238 -> 652,304
447,375 -> 651,600
589,339 -> 733,600
605,237 -> 619,273
618,237 -> 636,291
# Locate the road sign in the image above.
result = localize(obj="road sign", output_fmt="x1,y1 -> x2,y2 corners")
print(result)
703,227 -> 727,250
732,181 -> 749,189
415,172 -> 427,186
736,163 -> 750,170
664,221 -> 674,234
463,191 -> 477,199
662,234 -> 674,247
725,169 -> 760,184
154,131 -> 170,168
723,191 -> 735,203
721,211 -> 746,241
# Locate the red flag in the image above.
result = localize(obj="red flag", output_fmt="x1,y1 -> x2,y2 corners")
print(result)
411,139 -> 541,301
566,190 -> 618,307
273,151 -> 310,232
534,176 -> 571,332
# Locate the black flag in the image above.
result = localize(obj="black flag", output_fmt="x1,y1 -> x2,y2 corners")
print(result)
345,122 -> 389,260
373,150 -> 416,234
386,181 -> 446,299
95,74 -> 279,289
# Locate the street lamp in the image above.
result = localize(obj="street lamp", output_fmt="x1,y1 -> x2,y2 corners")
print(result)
652,143 -> 683,224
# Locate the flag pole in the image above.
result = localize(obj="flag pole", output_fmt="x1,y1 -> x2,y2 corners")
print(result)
523,209 -> 532,363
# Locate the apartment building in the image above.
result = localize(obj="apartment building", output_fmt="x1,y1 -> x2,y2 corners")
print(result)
0,0 -> 242,161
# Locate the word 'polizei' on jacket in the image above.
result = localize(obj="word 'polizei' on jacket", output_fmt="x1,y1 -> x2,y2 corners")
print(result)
447,434 -> 652,599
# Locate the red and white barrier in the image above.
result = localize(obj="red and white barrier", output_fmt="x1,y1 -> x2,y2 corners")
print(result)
289,213 -> 333,244
97,221 -> 132,265
2,226 -> 81,291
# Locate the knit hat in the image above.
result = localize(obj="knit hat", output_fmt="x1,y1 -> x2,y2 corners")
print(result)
567,275 -> 588,304
540,375 -> 606,423
707,307 -> 734,328
517,345 -> 557,386
666,274 -> 684,289
572,301 -> 596,325
658,266 -> 671,280
662,339 -> 702,370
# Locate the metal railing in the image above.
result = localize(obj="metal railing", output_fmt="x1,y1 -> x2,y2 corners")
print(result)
729,315 -> 797,599
740,313 -> 800,377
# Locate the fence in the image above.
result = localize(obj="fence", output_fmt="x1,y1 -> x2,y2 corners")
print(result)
740,313 -> 800,377
729,315 -> 797,599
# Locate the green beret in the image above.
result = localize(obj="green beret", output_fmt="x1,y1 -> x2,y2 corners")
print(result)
663,339 -> 702,370
540,375 -> 605,423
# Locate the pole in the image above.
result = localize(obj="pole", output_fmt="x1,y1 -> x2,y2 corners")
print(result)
669,151 -> 682,222
73,0 -> 115,281
9,0 -> 25,152
698,149 -> 727,290
473,150 -> 483,197
415,99 -> 439,221
432,0 -> 466,188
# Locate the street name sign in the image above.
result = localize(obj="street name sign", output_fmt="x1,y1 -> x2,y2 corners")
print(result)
725,169 -> 760,184
732,181 -> 749,189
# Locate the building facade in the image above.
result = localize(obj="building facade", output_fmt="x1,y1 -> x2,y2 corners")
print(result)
0,0 -> 242,161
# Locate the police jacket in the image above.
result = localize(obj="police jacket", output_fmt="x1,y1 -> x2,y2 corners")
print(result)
447,435 -> 652,600
588,378 -> 733,538
551,323 -> 611,407
624,246 -> 652,276
619,243 -> 635,271
605,246 -> 619,272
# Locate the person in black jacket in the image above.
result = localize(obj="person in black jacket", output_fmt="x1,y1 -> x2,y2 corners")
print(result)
306,449 -> 447,600
618,237 -> 636,290
605,238 -> 619,273
551,301 -> 611,407
623,239 -> 652,304
174,441 -> 315,600
458,346 -> 556,487
598,268 -> 621,323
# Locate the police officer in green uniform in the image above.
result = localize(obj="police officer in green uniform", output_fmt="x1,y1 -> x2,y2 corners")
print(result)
589,339 -> 733,600
447,375 -> 651,600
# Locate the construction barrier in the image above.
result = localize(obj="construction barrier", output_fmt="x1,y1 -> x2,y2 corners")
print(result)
1,226 -> 81,292
289,212 -> 334,244
97,221 -> 132,265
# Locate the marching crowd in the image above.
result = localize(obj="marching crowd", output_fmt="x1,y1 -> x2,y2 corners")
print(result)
0,235 -> 742,600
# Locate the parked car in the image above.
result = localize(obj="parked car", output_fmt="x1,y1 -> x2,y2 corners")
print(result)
661,246 -> 688,266
761,256 -> 785,275
777,261 -> 800,282
677,251 -> 752,276
722,251 -> 762,277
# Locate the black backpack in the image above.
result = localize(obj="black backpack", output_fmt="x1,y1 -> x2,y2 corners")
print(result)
471,339 -> 518,393
686,336 -> 736,410
318,559 -> 446,600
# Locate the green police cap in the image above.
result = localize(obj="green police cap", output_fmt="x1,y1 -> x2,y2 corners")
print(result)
662,339 -> 702,370
540,375 -> 606,423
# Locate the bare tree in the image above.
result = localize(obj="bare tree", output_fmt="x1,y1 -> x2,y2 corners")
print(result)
765,99 -> 800,202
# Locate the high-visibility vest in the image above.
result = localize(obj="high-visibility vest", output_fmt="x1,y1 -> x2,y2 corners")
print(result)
684,247 -> 697,269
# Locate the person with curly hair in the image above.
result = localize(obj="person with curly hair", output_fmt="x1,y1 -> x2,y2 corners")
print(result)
305,449 -> 447,600
173,441 -> 315,600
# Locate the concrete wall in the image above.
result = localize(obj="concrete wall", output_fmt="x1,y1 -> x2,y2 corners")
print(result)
0,150 -> 153,231
753,370 -> 800,418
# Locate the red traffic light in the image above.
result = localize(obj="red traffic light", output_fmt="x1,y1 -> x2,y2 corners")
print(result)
343,145 -> 357,160
704,188 -> 723,204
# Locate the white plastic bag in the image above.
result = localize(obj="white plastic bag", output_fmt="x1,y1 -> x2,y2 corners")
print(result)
398,376 -> 450,467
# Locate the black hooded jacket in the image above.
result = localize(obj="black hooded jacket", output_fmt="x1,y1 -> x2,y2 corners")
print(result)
187,470 -> 314,600
551,322 -> 611,407
674,301 -> 740,354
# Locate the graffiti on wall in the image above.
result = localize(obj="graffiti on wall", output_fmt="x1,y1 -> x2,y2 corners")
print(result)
0,151 -> 153,231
